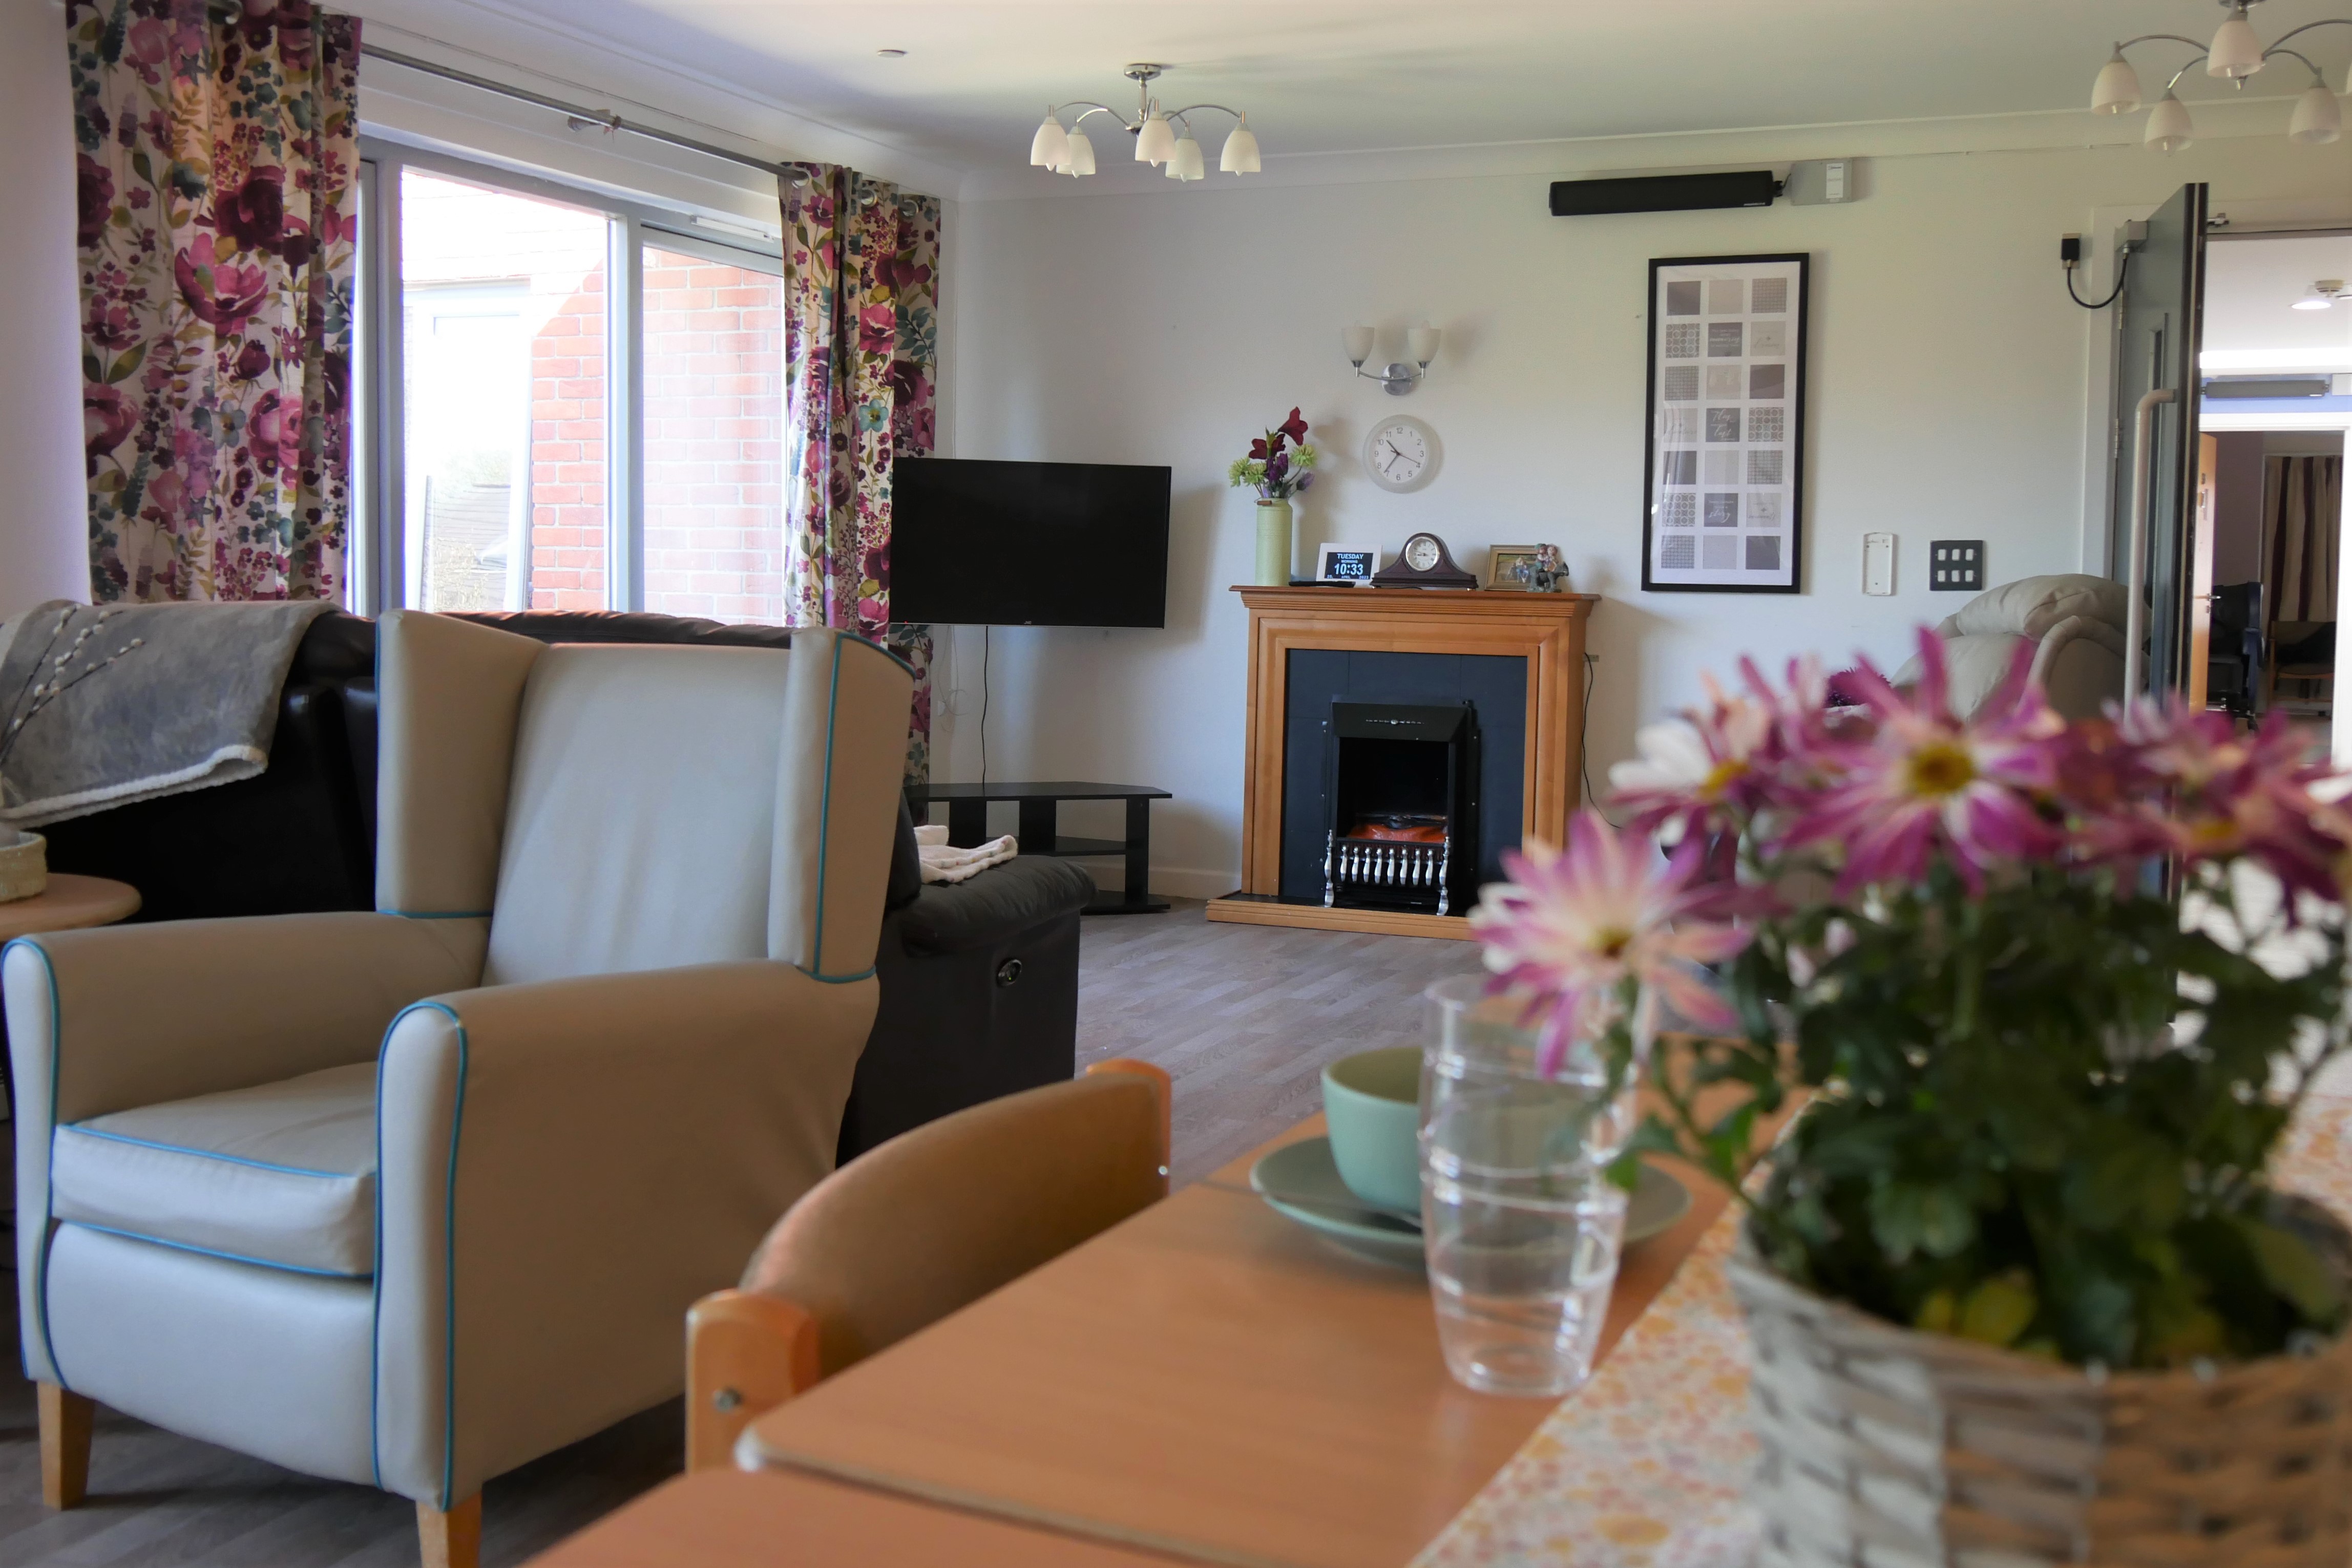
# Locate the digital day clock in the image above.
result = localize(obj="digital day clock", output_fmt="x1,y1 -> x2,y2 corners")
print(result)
1317,546 -> 1383,584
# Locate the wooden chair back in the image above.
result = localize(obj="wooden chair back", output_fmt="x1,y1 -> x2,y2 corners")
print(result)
686,1059 -> 1171,1469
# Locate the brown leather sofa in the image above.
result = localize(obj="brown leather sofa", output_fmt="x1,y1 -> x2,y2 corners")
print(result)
35,609 -> 1093,1161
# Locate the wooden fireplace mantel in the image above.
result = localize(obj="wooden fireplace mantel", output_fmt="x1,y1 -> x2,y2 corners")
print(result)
1206,585 -> 1600,940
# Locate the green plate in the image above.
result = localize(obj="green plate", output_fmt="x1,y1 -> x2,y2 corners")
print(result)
1252,1138 -> 1426,1269
1248,1137 -> 1694,1272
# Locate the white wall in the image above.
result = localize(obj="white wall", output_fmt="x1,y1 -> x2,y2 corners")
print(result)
940,134 -> 2352,895
0,0 -> 94,617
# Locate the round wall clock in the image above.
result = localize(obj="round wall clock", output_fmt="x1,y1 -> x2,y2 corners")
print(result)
1362,415 -> 1439,493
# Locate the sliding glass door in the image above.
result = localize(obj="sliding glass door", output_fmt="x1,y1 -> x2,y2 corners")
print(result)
2109,182 -> 2209,704
352,142 -> 783,619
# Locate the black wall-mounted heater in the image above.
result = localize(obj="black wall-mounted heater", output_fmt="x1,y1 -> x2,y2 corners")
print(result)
1548,170 -> 1780,217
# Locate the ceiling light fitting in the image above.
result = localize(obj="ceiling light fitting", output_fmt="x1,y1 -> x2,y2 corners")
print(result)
2091,2 -> 2347,154
1343,323 -> 1442,395
2294,280 -> 2348,309
1028,64 -> 1259,181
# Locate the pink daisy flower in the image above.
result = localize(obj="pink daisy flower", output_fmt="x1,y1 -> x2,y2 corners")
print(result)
1469,810 -> 1750,1075
2108,704 -> 2344,907
1608,671 -> 1776,845
1787,628 -> 2065,894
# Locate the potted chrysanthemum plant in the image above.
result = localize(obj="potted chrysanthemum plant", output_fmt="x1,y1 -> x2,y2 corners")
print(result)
1227,407 -> 1316,586
1471,629 -> 2352,1565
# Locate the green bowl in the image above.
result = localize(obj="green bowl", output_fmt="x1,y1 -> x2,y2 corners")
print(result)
1321,1046 -> 1423,1214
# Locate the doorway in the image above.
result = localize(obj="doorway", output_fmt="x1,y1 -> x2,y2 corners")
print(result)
2199,230 -> 2352,750
2199,428 -> 2342,726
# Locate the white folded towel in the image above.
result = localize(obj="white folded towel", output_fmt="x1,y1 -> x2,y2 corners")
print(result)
913,822 -> 1019,884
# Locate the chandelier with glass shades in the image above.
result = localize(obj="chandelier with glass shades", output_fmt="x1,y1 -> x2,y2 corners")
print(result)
2092,1 -> 2347,151
1029,64 -> 1261,180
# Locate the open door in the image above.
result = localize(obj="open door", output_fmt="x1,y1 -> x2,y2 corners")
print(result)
2109,183 -> 2208,704
2188,432 -> 2217,712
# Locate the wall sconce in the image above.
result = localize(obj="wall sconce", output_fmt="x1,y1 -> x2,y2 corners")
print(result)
1344,323 -> 1441,395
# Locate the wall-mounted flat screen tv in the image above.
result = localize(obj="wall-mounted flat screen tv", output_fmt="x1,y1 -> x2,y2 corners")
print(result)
892,457 -> 1171,628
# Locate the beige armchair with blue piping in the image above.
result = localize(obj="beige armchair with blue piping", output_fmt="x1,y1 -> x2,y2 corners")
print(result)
1,610 -> 912,1568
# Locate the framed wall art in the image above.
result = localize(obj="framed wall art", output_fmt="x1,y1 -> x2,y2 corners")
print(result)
1641,252 -> 1808,593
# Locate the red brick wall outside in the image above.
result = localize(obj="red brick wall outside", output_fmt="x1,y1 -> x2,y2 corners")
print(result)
515,252 -> 784,618
527,264 -> 608,611
641,249 -> 785,622
401,173 -> 783,619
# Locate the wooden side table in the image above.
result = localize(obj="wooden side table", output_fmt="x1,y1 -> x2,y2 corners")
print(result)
906,781 -> 1172,915
0,874 -> 142,944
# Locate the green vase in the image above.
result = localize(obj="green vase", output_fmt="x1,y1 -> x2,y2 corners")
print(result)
1254,500 -> 1294,586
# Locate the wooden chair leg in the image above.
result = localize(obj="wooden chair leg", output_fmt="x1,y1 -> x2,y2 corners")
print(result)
417,1492 -> 481,1568
38,1382 -> 93,1509
685,1289 -> 820,1472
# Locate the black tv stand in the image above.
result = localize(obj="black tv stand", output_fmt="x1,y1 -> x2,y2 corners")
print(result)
906,780 -> 1172,915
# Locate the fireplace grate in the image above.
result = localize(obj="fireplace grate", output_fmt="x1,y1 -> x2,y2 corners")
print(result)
1324,833 -> 1451,912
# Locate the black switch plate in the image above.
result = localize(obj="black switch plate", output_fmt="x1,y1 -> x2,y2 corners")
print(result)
1929,540 -> 1984,592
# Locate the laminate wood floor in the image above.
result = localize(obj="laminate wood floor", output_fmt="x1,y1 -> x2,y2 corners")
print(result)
0,899 -> 1477,1565
1076,899 -> 1483,1186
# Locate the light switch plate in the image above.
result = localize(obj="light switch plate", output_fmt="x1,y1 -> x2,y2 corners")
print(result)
1862,533 -> 1895,596
1929,540 -> 1985,592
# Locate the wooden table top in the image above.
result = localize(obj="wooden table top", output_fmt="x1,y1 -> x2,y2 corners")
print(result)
0,873 -> 141,943
742,1109 -> 1747,1568
524,1468 -> 1189,1567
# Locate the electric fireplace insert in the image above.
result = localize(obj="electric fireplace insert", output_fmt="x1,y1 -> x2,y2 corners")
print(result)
1320,701 -> 1479,916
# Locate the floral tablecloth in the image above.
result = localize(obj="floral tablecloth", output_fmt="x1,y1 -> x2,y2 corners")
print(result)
1414,1092 -> 2352,1568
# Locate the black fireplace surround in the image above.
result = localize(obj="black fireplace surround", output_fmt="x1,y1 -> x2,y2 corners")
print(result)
1278,649 -> 1527,909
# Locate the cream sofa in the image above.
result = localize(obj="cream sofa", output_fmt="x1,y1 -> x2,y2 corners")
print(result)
1893,574 -> 2129,721
1,611 -> 912,1566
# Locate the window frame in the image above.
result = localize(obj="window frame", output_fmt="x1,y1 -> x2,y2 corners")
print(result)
353,138 -> 783,617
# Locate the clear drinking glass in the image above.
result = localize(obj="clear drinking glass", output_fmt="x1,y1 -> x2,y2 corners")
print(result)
1420,974 -> 1640,1397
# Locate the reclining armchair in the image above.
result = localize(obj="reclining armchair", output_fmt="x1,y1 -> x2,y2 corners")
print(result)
1,611 -> 911,1567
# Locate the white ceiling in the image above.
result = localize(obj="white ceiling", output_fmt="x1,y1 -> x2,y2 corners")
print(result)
363,0 -> 2352,179
2206,233 -> 2352,366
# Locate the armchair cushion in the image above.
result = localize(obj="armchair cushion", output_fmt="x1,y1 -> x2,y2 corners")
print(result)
482,644 -> 790,985
52,1061 -> 377,1277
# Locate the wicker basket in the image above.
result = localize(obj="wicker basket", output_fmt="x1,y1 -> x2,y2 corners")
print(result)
1728,1225 -> 2352,1567
0,830 -> 44,903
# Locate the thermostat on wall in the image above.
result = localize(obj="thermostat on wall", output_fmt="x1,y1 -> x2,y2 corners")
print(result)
1786,158 -> 1861,205
1862,533 -> 1895,596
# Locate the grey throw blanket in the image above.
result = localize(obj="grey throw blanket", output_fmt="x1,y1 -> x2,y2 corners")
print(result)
0,600 -> 332,827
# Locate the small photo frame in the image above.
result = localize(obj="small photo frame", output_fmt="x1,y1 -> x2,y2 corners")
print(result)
1487,545 -> 1541,590
1317,545 -> 1383,585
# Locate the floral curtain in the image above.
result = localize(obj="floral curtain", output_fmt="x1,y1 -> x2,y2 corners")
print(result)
2264,454 -> 2341,626
779,163 -> 940,783
68,0 -> 361,603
